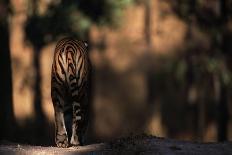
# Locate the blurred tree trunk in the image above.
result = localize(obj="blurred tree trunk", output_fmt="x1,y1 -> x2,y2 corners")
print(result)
27,0 -> 49,144
0,1 -> 15,140
217,82 -> 228,141
144,0 -> 155,105
144,0 -> 151,50
197,78 -> 206,142
184,0 -> 206,142
33,47 -> 48,144
217,0 -> 229,142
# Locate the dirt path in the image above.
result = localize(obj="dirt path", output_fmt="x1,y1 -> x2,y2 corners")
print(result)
1,135 -> 232,154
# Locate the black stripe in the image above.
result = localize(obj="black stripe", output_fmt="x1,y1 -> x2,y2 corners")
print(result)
70,84 -> 78,92
52,65 -> 64,84
54,71 -> 64,84
69,74 -> 75,82
68,62 -> 75,74
52,87 -> 64,98
77,58 -> 84,78
58,57 -> 66,75
78,78 -> 84,90
79,59 -> 84,77
72,94 -> 80,102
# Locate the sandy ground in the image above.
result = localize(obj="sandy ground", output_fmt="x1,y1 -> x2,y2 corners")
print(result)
1,135 -> 232,155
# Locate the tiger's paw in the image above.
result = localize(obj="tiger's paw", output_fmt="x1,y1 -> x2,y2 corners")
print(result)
56,134 -> 69,148
70,135 -> 80,146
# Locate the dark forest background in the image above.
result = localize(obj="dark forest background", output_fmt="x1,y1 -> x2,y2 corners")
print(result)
0,0 -> 232,146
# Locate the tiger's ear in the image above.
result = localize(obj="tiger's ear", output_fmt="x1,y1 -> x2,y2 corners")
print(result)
84,41 -> 88,47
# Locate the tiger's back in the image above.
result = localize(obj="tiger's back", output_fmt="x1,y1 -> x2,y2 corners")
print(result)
51,37 -> 90,147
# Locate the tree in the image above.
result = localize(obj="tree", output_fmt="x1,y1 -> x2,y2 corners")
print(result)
0,0 -> 15,140
166,0 -> 232,141
216,0 -> 230,142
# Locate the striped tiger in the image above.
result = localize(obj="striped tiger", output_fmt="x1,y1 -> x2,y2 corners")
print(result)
51,37 -> 91,148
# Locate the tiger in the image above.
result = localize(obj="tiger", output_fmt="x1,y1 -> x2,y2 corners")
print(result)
51,37 -> 91,148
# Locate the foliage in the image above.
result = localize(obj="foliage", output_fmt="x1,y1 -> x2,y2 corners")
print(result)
169,0 -> 232,88
25,0 -> 136,46
76,0 -> 135,26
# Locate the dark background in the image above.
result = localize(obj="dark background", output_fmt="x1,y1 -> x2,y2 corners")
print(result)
0,0 -> 232,146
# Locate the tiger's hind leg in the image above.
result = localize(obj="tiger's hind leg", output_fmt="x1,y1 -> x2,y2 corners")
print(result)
70,102 -> 81,146
78,94 -> 90,145
70,93 -> 89,146
69,77 -> 82,146
54,108 -> 69,148
51,88 -> 69,148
